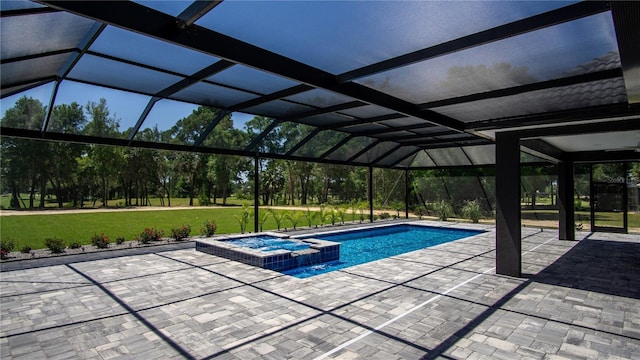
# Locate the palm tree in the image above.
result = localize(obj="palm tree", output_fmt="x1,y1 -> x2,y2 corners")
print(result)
234,204 -> 251,233
285,211 -> 306,230
268,208 -> 287,231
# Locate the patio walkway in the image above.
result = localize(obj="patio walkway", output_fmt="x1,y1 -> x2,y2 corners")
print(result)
1,221 -> 639,359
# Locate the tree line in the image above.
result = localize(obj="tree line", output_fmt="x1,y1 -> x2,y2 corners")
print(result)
4,96 -> 635,214
1,97 -> 407,209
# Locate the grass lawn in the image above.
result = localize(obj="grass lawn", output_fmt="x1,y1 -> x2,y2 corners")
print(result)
521,209 -> 640,229
1,208 -> 327,250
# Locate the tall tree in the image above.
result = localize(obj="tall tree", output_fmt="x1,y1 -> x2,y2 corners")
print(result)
47,102 -> 87,207
0,97 -> 47,208
171,106 -> 233,205
204,112 -> 248,205
83,99 -> 122,206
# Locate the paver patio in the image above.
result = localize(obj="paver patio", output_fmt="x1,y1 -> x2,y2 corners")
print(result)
1,221 -> 639,359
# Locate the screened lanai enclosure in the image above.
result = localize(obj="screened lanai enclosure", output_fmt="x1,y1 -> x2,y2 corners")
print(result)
1,0 -> 639,276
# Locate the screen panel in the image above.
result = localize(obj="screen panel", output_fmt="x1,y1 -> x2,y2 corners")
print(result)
1,12 -> 95,60
68,54 -> 183,95
293,129 -> 349,158
171,82 -> 258,109
208,65 -> 300,95
426,147 -> 472,166
197,1 -> 575,74
326,136 -> 376,161
90,26 -> 220,75
357,12 -> 619,104
434,77 -> 627,123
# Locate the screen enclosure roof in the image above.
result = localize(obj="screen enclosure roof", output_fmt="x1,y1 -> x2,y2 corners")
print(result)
1,0 -> 639,169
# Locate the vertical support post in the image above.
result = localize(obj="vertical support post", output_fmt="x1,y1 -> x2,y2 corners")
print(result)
589,164 -> 595,231
495,133 -> 521,277
368,166 -> 374,222
623,161 -> 629,232
558,160 -> 575,240
405,169 -> 409,219
254,155 -> 259,233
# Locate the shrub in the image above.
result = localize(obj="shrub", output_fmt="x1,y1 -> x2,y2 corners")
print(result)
432,200 -> 454,221
91,233 -> 109,249
234,205 -> 251,233
171,225 -> 191,241
461,199 -> 483,223
45,238 -> 65,254
1,239 -> 15,253
337,206 -> 347,225
259,210 -> 272,232
1,239 -> 15,259
20,245 -> 32,254
200,220 -> 217,237
198,194 -> 211,206
413,207 -> 426,219
116,236 -> 126,245
379,212 -> 391,220
137,228 -> 163,244
69,241 -> 82,249
325,207 -> 339,226
285,211 -> 306,230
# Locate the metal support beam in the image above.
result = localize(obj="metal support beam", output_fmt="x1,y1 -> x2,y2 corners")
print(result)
469,104 -> 640,132
368,166 -> 374,223
42,22 -> 106,133
318,134 -> 354,160
127,97 -> 160,142
337,113 -> 406,130
230,84 -> 313,111
254,155 -> 259,233
285,128 -> 322,156
244,120 -> 281,152
371,144 -> 402,164
495,132 -> 521,277
193,110 -> 231,147
282,101 -> 367,122
520,139 -> 566,163
346,140 -> 380,163
177,1 -> 222,28
41,81 -> 61,133
558,160 -> 575,241
623,162 -> 630,231
351,124 -> 454,138
611,1 -> 640,104
405,169 -> 409,219
387,147 -> 421,168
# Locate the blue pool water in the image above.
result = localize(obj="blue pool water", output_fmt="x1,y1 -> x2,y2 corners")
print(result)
283,224 -> 482,278
226,236 -> 310,252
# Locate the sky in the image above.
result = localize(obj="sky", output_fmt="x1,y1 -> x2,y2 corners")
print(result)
0,80 -> 257,133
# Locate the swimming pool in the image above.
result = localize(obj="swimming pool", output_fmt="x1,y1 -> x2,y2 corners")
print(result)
285,224 -> 483,278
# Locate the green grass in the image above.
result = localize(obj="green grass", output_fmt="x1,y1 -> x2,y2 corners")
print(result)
522,209 -> 640,229
0,208 -> 325,250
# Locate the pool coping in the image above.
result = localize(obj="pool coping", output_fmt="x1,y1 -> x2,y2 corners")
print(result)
196,232 -> 340,271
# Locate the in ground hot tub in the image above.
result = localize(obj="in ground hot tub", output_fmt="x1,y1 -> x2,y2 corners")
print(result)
196,232 -> 339,272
